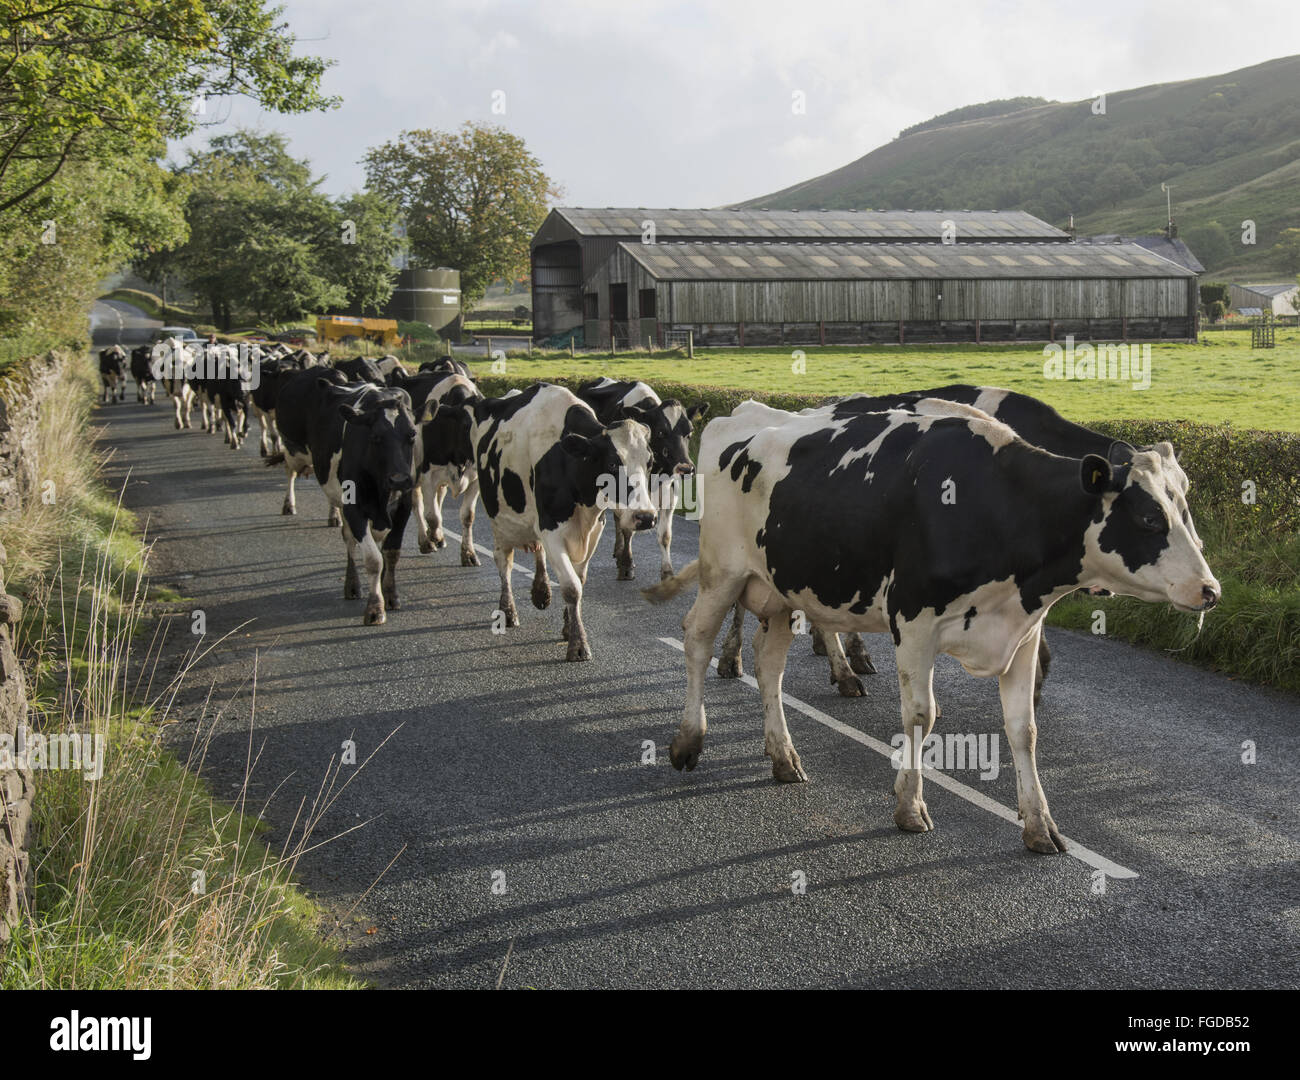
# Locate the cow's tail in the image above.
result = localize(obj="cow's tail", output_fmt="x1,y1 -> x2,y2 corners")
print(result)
641,559 -> 699,604
265,451 -> 286,467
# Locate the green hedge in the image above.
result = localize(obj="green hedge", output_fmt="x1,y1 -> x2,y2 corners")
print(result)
473,369 -> 1300,694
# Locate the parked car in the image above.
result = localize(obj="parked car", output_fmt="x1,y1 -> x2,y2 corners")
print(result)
150,326 -> 199,343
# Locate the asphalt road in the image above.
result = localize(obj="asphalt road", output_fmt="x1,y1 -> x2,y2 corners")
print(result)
90,301 -> 1300,989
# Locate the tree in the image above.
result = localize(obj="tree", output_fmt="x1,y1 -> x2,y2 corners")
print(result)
330,191 -> 401,315
0,1 -> 336,216
1273,228 -> 1300,275
173,131 -> 346,328
363,123 -> 559,305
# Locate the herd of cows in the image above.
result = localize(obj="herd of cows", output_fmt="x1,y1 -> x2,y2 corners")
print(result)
97,339 -> 1220,855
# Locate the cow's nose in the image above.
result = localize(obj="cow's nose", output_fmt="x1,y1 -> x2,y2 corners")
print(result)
1201,584 -> 1220,610
674,462 -> 694,476
634,511 -> 657,531
389,473 -> 412,490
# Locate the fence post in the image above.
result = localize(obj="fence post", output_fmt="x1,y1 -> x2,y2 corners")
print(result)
570,337 -> 576,358
688,330 -> 694,359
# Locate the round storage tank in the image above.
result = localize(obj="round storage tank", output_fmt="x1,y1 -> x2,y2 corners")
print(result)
392,268 -> 461,336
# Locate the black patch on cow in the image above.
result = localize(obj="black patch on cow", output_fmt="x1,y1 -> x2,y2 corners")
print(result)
502,469 -> 527,513
963,606 -> 977,630
761,413 -> 1099,630
1097,481 -> 1171,572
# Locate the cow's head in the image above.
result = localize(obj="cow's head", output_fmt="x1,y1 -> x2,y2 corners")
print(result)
1081,449 -> 1218,613
420,380 -> 479,474
562,417 -> 658,530
624,398 -> 709,479
1108,438 -> 1201,552
339,392 -> 417,494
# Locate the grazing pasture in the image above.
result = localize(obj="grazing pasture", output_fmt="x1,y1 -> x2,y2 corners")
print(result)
486,329 -> 1300,433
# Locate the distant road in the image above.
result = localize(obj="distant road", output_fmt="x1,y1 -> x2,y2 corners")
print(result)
90,302 -> 1300,990
90,298 -> 161,346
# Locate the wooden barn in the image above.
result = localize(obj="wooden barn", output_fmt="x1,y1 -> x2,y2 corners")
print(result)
530,207 -> 1071,344
576,238 -> 1199,348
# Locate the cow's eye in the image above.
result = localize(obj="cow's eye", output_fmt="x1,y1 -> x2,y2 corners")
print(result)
1139,512 -> 1165,532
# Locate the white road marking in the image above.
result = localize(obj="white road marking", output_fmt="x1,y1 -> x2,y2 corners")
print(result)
658,635 -> 1139,881
442,528 -> 556,583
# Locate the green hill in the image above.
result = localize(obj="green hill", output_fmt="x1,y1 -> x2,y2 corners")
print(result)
738,55 -> 1300,278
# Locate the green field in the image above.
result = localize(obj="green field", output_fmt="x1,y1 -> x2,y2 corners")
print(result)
487,330 -> 1300,432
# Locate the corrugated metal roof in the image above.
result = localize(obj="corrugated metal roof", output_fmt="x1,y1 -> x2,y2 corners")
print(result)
1238,283 -> 1298,296
545,207 -> 1068,242
620,241 -> 1197,281
1079,234 -> 1206,274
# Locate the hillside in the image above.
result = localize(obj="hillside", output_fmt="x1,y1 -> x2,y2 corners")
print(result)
739,55 -> 1300,278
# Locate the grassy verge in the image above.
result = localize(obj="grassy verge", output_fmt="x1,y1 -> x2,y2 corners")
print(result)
0,352 -> 362,988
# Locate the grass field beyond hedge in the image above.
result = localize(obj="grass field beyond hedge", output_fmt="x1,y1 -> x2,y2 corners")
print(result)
490,329 -> 1300,433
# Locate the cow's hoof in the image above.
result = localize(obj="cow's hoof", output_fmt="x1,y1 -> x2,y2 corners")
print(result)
461,548 -> 480,567
502,606 -> 519,628
811,635 -> 828,657
531,578 -> 551,610
771,753 -> 808,783
565,639 -> 591,662
327,511 -> 341,528
363,604 -> 386,626
344,580 -> 359,600
834,675 -> 866,698
894,802 -> 934,833
418,536 -> 434,554
259,446 -> 268,458
660,567 -> 674,581
385,595 -> 401,611
174,421 -> 181,430
616,566 -> 635,581
281,502 -> 295,516
669,734 -> 703,772
847,645 -> 877,675
716,654 -> 742,679
1022,813 -> 1067,854
432,531 -> 446,549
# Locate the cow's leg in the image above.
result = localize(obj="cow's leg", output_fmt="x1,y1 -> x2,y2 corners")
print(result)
755,611 -> 806,782
893,638 -> 938,833
1001,623 -> 1066,854
282,465 -> 298,515
342,523 -> 361,600
530,542 -> 551,610
327,505 -> 342,528
359,528 -> 386,625
545,534 -> 591,662
413,479 -> 434,553
717,600 -> 746,679
612,511 -> 634,580
655,476 -> 677,580
426,483 -> 448,550
458,477 -> 481,567
380,494 -> 411,611
671,577 -> 747,771
493,546 -> 519,627
255,408 -> 271,456
845,632 -> 877,675
1034,633 -> 1052,708
817,627 -> 865,698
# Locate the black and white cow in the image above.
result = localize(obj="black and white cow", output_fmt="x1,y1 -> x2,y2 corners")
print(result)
265,365 -> 348,520
129,345 -> 157,404
249,350 -> 313,457
398,370 -> 482,564
98,346 -> 126,403
192,344 -> 250,449
576,378 -> 708,581
418,357 -> 472,379
333,355 -> 386,385
718,385 -> 1201,700
646,402 -> 1218,854
269,374 -> 417,624
153,337 -> 196,429
472,383 -> 658,661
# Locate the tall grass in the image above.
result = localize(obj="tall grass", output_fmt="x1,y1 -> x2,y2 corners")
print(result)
0,354 -> 366,988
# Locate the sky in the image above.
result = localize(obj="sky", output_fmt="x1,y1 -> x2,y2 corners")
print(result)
175,0 -> 1300,207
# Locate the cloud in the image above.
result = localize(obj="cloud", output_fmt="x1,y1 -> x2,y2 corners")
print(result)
171,0 -> 1300,208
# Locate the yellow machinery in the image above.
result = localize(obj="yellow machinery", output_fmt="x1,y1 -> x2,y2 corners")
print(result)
315,315 -> 402,348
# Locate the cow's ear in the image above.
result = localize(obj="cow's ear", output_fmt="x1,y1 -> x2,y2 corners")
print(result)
1107,440 -> 1136,465
688,401 -> 710,421
339,403 -> 368,423
1080,454 -> 1112,495
562,433 -> 599,460
317,377 -> 335,390
421,401 -> 440,423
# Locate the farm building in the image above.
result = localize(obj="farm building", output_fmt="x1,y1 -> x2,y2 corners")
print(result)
531,207 -> 1070,343
531,208 -> 1198,346
1228,282 -> 1298,317
1078,233 -> 1205,275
